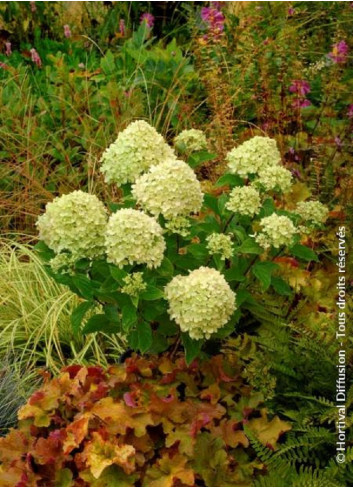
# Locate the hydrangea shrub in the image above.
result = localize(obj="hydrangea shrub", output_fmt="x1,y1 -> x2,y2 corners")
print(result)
0,354 -> 291,487
35,123 -> 328,363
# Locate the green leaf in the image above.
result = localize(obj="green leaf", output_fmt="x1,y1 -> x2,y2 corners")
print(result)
157,257 -> 174,277
147,332 -> 169,354
252,261 -> 279,290
194,217 -> 220,234
127,329 -> 139,351
72,275 -> 95,299
100,49 -> 115,75
71,301 -> 94,335
82,314 -> 110,334
137,322 -> 153,353
218,193 -> 229,216
110,266 -> 128,284
215,174 -> 244,188
156,314 -> 178,336
237,238 -> 263,254
181,333 -> 202,365
34,241 -> 55,261
213,254 -> 224,271
173,254 -> 200,270
271,276 -> 292,296
224,263 -> 246,282
74,258 -> 90,271
188,151 -> 216,169
91,260 -> 110,280
121,304 -> 137,332
236,289 -> 254,306
213,312 -> 240,339
103,305 -> 120,324
109,202 -> 123,213
141,301 -> 166,322
259,197 -> 276,218
289,244 -> 319,262
203,194 -> 219,215
140,286 -> 164,301
187,243 -> 208,261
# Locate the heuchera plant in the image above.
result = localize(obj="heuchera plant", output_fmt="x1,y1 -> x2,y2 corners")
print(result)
0,354 -> 291,487
35,123 -> 329,364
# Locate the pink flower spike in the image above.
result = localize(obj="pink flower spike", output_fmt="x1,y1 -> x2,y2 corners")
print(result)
30,48 -> 42,68
30,1 -> 36,12
201,6 -> 225,34
210,1 -> 224,9
328,40 -> 348,64
299,99 -> 311,108
5,41 -> 11,56
64,25 -> 71,38
347,104 -> 353,119
292,98 -> 311,109
119,19 -> 125,36
289,79 -> 310,96
140,12 -> 154,28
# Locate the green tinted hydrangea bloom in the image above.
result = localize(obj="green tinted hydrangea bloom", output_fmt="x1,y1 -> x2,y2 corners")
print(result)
49,253 -> 76,273
296,200 -> 329,225
164,216 -> 191,237
105,209 -> 165,268
227,136 -> 281,177
100,120 -> 175,185
36,190 -> 107,260
121,272 -> 147,296
206,233 -> 233,260
174,129 -> 208,153
255,214 -> 297,249
226,185 -> 261,217
256,165 -> 293,193
132,159 -> 203,219
165,267 -> 236,340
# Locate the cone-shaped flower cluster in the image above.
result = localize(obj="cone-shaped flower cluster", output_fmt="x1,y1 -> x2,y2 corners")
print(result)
255,214 -> 297,249
132,159 -> 203,219
165,267 -> 236,340
226,185 -> 261,217
36,190 -> 107,260
100,120 -> 175,185
105,209 -> 166,268
174,129 -> 208,153
227,136 -> 281,177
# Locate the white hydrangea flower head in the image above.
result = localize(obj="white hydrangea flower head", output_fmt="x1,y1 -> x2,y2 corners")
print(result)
174,129 -> 208,153
226,185 -> 261,217
132,159 -> 203,219
121,272 -> 147,296
164,216 -> 191,237
100,120 -> 175,185
165,267 -> 236,340
206,233 -> 233,260
227,136 -> 281,177
255,213 -> 297,249
36,190 -> 107,259
296,201 -> 329,225
105,209 -> 165,268
49,253 -> 76,274
256,165 -> 293,193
